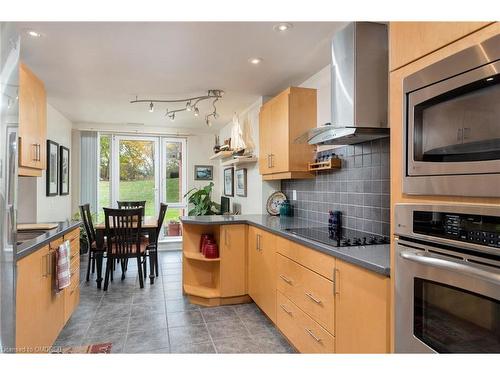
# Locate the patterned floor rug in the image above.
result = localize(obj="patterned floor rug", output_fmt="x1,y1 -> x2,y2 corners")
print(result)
53,342 -> 113,354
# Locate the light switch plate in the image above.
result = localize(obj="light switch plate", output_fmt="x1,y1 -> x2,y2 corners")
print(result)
292,190 -> 297,200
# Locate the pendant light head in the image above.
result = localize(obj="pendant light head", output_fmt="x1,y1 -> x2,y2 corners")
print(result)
170,112 -> 175,122
186,101 -> 192,111
213,111 -> 219,120
206,118 -> 212,127
194,107 -> 200,117
149,102 -> 154,112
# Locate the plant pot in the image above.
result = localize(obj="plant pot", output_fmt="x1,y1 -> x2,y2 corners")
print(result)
168,222 -> 181,236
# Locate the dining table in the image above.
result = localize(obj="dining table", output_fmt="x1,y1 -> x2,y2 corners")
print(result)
93,216 -> 159,289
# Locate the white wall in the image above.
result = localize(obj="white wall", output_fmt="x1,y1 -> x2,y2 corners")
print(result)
17,103 -> 74,223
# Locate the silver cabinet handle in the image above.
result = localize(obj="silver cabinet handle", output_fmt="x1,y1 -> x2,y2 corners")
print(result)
334,268 -> 340,295
270,154 -> 274,168
305,291 -> 322,304
400,249 -> 500,286
32,144 -> 37,161
267,154 -> 271,169
37,144 -> 41,161
256,234 -> 260,251
224,228 -> 229,246
279,304 -> 293,315
279,274 -> 292,284
304,328 -> 322,342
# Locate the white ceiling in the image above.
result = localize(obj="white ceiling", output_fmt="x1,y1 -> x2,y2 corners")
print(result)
17,22 -> 344,131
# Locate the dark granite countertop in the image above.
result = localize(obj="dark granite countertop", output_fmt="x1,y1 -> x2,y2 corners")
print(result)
16,221 -> 82,261
180,214 -> 390,276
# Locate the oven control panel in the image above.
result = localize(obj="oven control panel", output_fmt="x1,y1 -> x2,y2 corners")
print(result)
414,211 -> 500,249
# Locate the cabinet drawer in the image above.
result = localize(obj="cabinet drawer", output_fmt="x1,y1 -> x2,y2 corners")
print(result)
64,228 -> 80,242
276,236 -> 335,280
277,291 -> 335,353
277,254 -> 334,333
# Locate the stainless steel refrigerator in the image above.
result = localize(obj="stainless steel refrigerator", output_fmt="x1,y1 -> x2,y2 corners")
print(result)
0,22 -> 19,353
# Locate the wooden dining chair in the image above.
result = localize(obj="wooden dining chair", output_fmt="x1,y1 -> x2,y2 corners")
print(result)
145,203 -> 168,283
103,207 -> 147,291
80,203 -> 105,282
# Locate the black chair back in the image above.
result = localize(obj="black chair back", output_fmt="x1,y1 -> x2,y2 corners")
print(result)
117,200 -> 146,216
156,203 -> 169,239
103,207 -> 143,257
79,204 -> 96,245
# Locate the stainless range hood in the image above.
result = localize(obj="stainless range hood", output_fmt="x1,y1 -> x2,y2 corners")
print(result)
303,22 -> 389,146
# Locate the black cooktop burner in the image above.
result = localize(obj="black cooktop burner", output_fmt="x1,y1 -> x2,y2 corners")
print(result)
285,227 -> 389,247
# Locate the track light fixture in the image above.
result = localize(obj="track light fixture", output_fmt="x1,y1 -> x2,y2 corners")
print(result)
130,89 -> 224,124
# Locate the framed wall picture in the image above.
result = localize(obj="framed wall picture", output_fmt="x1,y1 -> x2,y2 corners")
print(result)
194,165 -> 213,180
46,140 -> 59,196
235,168 -> 247,197
59,146 -> 70,195
223,167 -> 234,196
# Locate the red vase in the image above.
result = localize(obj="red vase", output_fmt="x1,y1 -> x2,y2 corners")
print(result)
202,238 -> 216,256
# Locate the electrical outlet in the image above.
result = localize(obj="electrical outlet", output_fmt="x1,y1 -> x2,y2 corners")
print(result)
292,190 -> 297,200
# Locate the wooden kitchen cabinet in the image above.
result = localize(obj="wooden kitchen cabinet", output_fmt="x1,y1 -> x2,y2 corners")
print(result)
16,228 -> 81,352
334,259 -> 390,353
259,87 -> 316,180
389,22 -> 492,71
248,226 -> 277,323
19,63 -> 47,177
220,224 -> 247,298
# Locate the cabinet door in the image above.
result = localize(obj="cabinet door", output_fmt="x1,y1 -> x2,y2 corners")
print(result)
335,260 -> 390,353
19,63 -> 46,171
259,103 -> 272,174
269,91 -> 289,173
389,22 -> 491,71
16,246 -> 48,351
248,227 -> 277,323
220,224 -> 247,297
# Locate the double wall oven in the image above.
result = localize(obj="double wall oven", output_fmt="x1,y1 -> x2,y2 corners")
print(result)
394,204 -> 500,353
403,33 -> 500,197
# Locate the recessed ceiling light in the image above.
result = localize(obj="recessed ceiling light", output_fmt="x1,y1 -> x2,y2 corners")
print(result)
248,57 -> 263,65
273,23 -> 293,32
27,30 -> 42,38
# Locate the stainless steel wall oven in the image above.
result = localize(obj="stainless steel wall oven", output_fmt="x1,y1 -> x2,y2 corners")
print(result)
395,204 -> 500,353
403,33 -> 500,197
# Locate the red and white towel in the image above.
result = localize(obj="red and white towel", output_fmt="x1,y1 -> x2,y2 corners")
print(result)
56,240 -> 71,291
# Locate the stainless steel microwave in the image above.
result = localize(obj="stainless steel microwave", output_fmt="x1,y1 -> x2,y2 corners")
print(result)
403,33 -> 500,197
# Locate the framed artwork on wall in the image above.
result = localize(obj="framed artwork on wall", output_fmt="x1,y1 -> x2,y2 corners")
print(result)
59,145 -> 70,195
235,168 -> 247,197
223,167 -> 234,196
194,165 -> 213,180
46,140 -> 59,196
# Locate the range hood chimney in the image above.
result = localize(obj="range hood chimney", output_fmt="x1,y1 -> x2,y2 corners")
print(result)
306,22 -> 389,146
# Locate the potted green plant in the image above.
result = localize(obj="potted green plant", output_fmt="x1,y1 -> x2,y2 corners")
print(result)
184,182 -> 221,216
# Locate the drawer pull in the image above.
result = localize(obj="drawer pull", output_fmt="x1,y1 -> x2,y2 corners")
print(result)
304,328 -> 322,342
279,274 -> 292,284
279,304 -> 293,315
305,291 -> 322,304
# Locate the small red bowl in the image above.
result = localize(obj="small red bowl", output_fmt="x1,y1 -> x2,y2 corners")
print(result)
204,243 -> 219,259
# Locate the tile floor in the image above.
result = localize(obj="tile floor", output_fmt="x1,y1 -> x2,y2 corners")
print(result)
53,251 -> 295,353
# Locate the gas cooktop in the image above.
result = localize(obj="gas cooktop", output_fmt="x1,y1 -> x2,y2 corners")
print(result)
285,227 -> 389,247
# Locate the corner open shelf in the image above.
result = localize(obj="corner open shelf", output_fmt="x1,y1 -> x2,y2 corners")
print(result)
184,251 -> 220,262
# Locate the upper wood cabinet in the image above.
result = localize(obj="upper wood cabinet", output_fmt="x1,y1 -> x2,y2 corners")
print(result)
334,259 -> 390,353
19,63 -> 47,176
389,22 -> 492,71
248,226 -> 277,323
259,87 -> 316,180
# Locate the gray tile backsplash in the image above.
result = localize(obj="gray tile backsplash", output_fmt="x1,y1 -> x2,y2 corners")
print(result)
281,138 -> 390,236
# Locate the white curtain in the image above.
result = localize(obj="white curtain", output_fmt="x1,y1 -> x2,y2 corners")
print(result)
79,131 -> 98,213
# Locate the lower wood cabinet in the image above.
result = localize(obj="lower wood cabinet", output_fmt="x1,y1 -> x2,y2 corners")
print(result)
248,226 -> 277,323
334,259 -> 390,353
220,224 -> 247,298
277,290 -> 335,354
16,228 -> 80,352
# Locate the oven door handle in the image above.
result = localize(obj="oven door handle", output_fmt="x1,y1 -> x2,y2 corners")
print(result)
400,249 -> 500,286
